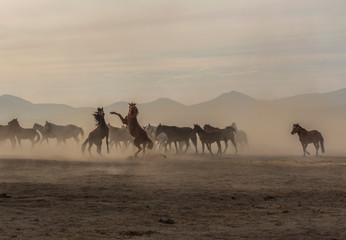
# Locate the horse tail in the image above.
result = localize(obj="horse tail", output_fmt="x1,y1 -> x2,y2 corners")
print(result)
81,138 -> 89,153
320,135 -> 325,153
79,127 -> 84,138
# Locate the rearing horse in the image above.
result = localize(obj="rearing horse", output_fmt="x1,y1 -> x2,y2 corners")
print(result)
110,103 -> 153,158
291,123 -> 325,156
81,108 -> 109,156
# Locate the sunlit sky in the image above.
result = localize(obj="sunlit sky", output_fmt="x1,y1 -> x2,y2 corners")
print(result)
1,0 -> 346,107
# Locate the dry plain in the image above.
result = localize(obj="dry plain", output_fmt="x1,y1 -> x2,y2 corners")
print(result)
0,154 -> 345,240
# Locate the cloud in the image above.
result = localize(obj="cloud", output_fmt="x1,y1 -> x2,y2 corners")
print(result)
0,0 -> 346,106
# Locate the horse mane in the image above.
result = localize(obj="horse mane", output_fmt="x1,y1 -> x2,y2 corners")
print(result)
93,111 -> 103,126
294,124 -> 307,132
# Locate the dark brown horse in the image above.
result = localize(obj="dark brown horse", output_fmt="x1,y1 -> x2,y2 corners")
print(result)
193,124 -> 222,156
81,108 -> 109,156
110,103 -> 153,158
8,119 -> 40,148
203,124 -> 237,154
0,124 -> 16,146
155,124 -> 198,153
291,123 -> 325,156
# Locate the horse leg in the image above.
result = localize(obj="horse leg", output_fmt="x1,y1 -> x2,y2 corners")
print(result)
134,138 -> 142,158
11,137 -> 16,148
174,141 -> 179,153
223,140 -> 228,154
93,139 -> 103,156
184,140 -> 190,153
106,135 -> 109,154
206,143 -> 214,157
73,136 -> 80,144
142,142 -> 147,157
217,141 -> 222,155
302,143 -> 309,156
87,141 -> 93,157
202,143 -> 205,154
234,140 -> 238,154
314,142 -> 319,156
96,143 -> 102,156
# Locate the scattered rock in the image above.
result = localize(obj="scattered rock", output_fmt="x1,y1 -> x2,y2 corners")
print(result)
264,195 -> 276,201
0,193 -> 11,198
159,218 -> 175,224
120,230 -> 155,237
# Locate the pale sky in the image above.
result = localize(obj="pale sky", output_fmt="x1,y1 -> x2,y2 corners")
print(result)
1,0 -> 346,107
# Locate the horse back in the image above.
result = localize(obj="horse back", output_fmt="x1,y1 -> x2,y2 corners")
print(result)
300,130 -> 323,143
159,126 -> 193,141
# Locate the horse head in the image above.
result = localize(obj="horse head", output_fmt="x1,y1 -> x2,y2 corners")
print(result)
97,107 -> 105,117
128,103 -> 139,117
231,122 -> 238,131
193,124 -> 202,133
291,123 -> 300,135
8,118 -> 19,127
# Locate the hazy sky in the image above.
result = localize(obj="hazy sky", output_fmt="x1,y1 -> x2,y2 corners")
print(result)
1,0 -> 346,107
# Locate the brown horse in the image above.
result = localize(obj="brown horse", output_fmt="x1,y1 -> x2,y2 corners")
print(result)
193,124 -> 222,156
8,119 -> 40,148
81,108 -> 109,156
291,124 -> 325,156
203,124 -> 237,154
110,103 -> 153,158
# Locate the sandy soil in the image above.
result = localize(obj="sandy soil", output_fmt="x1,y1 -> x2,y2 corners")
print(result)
0,154 -> 345,240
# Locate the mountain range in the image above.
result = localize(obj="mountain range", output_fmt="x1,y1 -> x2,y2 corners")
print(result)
1,89 -> 346,126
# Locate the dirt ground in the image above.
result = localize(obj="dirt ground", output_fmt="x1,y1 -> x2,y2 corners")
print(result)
0,154 -> 345,240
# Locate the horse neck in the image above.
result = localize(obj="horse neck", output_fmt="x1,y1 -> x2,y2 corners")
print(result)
195,126 -> 204,134
35,125 -> 43,131
296,127 -> 307,136
98,117 -> 107,128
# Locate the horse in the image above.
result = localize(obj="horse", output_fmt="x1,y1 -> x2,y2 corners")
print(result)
44,121 -> 84,144
33,123 -> 57,144
193,124 -> 222,156
107,123 -> 133,151
0,124 -> 16,146
144,124 -> 157,141
156,132 -> 168,151
291,123 -> 325,156
110,103 -> 153,158
8,119 -> 40,148
81,108 -> 109,156
231,122 -> 249,148
203,124 -> 237,154
155,124 -> 198,153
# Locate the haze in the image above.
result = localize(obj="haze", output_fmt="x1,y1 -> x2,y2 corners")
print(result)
1,0 -> 346,107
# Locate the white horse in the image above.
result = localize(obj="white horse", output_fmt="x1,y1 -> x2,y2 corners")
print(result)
144,124 -> 157,141
156,132 -> 168,151
231,122 -> 248,148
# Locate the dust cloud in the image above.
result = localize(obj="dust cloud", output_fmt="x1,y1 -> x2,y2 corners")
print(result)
1,100 -> 346,162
